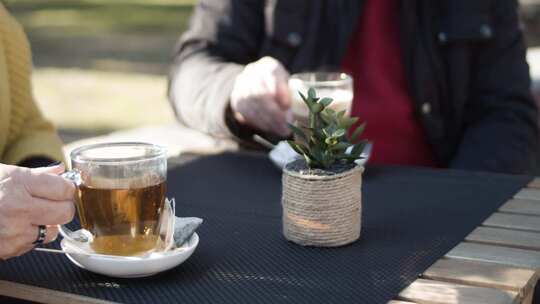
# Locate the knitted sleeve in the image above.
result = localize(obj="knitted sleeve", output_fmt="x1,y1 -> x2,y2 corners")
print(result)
0,7 -> 64,165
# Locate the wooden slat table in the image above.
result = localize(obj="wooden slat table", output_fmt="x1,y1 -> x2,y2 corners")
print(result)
0,281 -> 117,304
392,179 -> 540,304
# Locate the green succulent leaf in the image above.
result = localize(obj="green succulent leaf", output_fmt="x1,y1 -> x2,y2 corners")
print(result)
287,140 -> 308,155
311,103 -> 323,113
319,97 -> 333,108
312,147 -> 325,164
307,87 -> 317,101
323,124 -> 336,136
299,91 -> 308,102
325,108 -> 336,116
350,140 -> 367,157
290,88 -> 366,170
325,137 -> 338,146
322,128 -> 330,138
299,91 -> 313,110
321,153 -> 333,169
320,111 -> 333,125
333,129 -> 346,138
350,122 -> 366,142
330,142 -> 351,151
309,112 -> 316,129
349,123 -> 366,142
303,154 -> 314,167
338,117 -> 359,130
312,128 -> 326,142
288,124 -> 307,142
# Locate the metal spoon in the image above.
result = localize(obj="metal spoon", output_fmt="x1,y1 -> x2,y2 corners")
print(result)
253,134 -> 276,149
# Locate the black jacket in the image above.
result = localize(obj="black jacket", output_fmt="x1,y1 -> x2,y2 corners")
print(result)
168,0 -> 539,174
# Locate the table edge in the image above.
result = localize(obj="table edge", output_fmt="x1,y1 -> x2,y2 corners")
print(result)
0,280 -> 118,304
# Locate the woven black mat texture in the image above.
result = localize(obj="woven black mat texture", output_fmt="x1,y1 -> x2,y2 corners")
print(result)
0,152 -> 532,304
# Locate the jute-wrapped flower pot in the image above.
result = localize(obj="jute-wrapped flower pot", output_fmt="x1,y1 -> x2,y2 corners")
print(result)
282,164 -> 364,247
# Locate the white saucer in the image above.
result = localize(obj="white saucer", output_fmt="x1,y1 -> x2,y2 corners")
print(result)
61,233 -> 199,278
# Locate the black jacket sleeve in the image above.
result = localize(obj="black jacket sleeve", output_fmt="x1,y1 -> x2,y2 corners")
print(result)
450,0 -> 539,174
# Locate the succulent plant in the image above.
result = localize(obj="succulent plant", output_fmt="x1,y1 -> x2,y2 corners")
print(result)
287,88 -> 367,170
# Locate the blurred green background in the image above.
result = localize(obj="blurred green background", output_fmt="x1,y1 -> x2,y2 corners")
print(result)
5,0 -> 194,73
3,0 -> 540,143
3,0 -> 197,142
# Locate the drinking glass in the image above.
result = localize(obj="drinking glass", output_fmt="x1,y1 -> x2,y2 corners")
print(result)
60,142 -> 169,256
289,72 -> 353,126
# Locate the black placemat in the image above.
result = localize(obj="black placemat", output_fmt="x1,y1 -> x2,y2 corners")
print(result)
0,152 -> 532,304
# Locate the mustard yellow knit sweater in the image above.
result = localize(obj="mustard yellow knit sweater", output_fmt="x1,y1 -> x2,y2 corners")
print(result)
0,4 -> 64,164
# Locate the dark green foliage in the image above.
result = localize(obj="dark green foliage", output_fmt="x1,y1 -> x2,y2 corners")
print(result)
287,88 -> 367,170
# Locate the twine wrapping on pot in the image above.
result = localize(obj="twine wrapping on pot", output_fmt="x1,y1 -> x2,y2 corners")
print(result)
282,165 -> 363,247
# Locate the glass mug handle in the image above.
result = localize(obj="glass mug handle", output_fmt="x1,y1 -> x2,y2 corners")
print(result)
59,170 -> 94,243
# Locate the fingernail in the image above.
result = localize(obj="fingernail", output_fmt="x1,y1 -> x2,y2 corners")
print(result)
47,161 -> 62,167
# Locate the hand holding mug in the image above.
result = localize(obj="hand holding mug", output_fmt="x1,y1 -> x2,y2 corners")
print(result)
230,56 -> 292,137
0,163 -> 75,259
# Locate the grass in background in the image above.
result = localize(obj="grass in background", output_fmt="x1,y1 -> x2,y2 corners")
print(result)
2,0 -> 196,139
5,0 -> 196,74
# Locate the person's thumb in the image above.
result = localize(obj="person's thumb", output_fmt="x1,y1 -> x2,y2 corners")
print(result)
276,82 -> 291,110
275,70 -> 291,111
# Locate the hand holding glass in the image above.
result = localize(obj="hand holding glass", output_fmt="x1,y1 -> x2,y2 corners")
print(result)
60,143 -> 169,257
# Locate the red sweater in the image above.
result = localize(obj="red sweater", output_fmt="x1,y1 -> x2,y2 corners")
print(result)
341,0 -> 437,167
